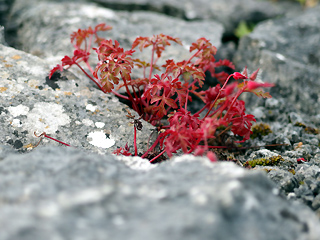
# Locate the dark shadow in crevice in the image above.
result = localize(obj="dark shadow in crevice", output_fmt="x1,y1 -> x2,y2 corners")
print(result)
92,0 -> 187,20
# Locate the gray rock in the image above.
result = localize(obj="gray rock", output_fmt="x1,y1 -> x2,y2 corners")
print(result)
292,164 -> 320,209
0,43 -> 154,154
0,25 -> 6,45
234,6 -> 320,115
0,144 -> 17,161
92,0 -> 301,35
0,0 -> 9,26
267,168 -> 299,193
9,1 -> 223,79
0,147 -> 320,240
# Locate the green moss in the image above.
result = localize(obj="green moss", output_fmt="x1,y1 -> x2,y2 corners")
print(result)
304,126 -> 319,135
295,0 -> 318,7
234,21 -> 255,38
288,169 -> 296,175
294,122 -> 306,128
294,122 -> 319,135
250,123 -> 272,139
267,0 -> 318,7
243,155 -> 284,168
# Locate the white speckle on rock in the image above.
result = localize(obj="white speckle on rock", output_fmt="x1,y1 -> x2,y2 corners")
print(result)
16,61 -> 46,76
276,53 -> 286,61
80,5 -> 116,19
115,156 -> 157,171
87,131 -> 115,148
0,71 -> 10,79
28,79 -> 41,88
95,122 -> 105,128
38,202 -> 60,218
189,188 -> 208,206
26,102 -> 70,135
64,17 -> 81,24
82,119 -> 94,126
259,41 -> 266,48
185,10 -> 197,19
11,119 -> 22,128
86,104 -> 97,112
272,188 -> 280,196
183,44 -> 191,51
8,104 -> 30,117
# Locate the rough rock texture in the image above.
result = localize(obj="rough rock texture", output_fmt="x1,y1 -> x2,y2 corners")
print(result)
92,0 -> 301,35
0,0 -> 9,26
0,25 -> 6,45
0,147 -> 319,240
234,5 -> 320,115
0,44 -> 154,154
8,0 -> 223,78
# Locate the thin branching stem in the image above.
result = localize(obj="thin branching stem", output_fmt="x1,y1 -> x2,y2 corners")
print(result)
149,149 -> 166,163
134,127 -> 138,156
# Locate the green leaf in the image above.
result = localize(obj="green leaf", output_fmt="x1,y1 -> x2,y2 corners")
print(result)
234,21 -> 255,38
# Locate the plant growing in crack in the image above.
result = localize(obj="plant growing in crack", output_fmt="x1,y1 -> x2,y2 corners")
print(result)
47,23 -> 274,162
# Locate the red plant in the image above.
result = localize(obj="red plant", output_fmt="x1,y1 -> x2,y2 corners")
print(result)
49,24 -> 274,162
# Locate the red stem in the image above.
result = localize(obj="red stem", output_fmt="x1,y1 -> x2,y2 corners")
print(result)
134,127 -> 138,156
183,49 -> 201,67
85,60 -> 94,75
148,43 -> 156,81
149,149 -> 166,163
74,62 -> 107,93
44,134 -> 71,147
140,135 -> 162,158
186,137 -> 203,154
111,90 -> 130,100
194,103 -> 210,116
87,34 -> 93,53
121,76 -> 140,113
204,74 -> 234,118
184,90 -> 189,110
222,83 -> 247,121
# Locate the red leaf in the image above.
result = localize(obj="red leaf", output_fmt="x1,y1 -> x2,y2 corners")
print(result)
61,55 -> 74,65
246,81 -> 274,90
242,66 -> 248,78
214,59 -> 235,69
224,82 -> 237,96
94,23 -> 112,32
49,64 -> 63,79
232,72 -> 247,80
249,68 -> 260,81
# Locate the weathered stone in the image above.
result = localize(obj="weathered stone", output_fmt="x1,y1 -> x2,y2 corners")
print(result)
234,6 -> 320,115
0,148 -> 319,240
0,44 -> 154,154
0,25 -> 6,45
91,0 -> 301,35
267,168 -> 299,193
0,0 -> 9,26
9,1 -> 223,79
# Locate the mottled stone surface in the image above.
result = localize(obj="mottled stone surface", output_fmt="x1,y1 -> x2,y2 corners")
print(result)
234,6 -> 320,115
0,44 -> 154,154
9,1 -> 223,78
0,148 -> 319,240
1,0 -> 320,239
92,0 -> 301,35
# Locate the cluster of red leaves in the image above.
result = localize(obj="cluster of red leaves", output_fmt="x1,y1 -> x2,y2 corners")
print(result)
50,24 -> 274,162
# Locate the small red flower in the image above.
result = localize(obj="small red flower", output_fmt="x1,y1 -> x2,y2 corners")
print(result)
297,158 -> 307,163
